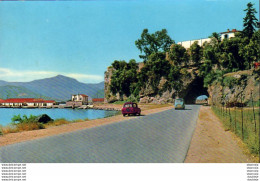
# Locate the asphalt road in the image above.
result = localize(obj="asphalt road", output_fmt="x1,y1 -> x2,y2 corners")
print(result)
0,105 -> 200,163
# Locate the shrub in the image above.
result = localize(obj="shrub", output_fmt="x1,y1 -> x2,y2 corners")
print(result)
16,122 -> 45,131
49,119 -> 70,126
223,76 -> 238,88
126,94 -> 139,103
1,125 -> 18,134
9,114 -> 50,132
0,125 -> 3,136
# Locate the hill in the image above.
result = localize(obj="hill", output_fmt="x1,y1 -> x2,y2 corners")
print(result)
0,75 -> 104,101
0,85 -> 51,100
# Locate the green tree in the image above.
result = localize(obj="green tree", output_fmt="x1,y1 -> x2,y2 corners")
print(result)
135,29 -> 174,61
189,41 -> 202,65
219,37 -> 245,71
240,30 -> 260,69
243,2 -> 258,38
110,59 -> 138,99
164,66 -> 182,93
137,52 -> 171,94
11,114 -> 22,124
209,32 -> 221,43
199,43 -> 215,77
168,44 -> 188,66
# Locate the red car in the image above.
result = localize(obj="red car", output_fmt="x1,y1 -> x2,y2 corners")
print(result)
122,102 -> 141,116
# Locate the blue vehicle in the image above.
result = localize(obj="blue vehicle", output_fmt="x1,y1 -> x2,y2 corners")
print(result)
174,98 -> 185,110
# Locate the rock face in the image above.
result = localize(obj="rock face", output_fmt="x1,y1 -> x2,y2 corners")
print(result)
36,114 -> 53,124
104,67 -> 117,103
105,64 -> 259,105
104,64 -> 208,104
208,70 -> 259,106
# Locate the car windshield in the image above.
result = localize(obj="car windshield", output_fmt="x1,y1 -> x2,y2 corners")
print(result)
175,99 -> 183,104
124,104 -> 132,108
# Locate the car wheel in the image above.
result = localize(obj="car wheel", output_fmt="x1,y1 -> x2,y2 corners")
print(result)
123,114 -> 126,117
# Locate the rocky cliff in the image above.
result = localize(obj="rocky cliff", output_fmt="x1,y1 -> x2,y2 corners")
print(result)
105,63 -> 259,105
105,63 -> 209,104
209,70 -> 259,106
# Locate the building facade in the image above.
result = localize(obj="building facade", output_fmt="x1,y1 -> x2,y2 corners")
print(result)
92,98 -> 104,103
219,29 -> 239,40
177,29 -> 240,49
177,38 -> 211,49
71,94 -> 88,103
0,98 -> 55,107
66,94 -> 89,107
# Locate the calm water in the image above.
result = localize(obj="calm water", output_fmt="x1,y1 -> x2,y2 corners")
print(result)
0,108 -> 118,126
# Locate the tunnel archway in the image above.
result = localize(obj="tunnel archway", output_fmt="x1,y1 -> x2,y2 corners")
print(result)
180,77 -> 209,104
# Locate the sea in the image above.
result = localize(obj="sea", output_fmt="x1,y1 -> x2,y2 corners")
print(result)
0,108 -> 118,126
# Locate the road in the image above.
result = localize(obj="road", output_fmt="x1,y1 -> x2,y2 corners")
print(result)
0,105 -> 200,163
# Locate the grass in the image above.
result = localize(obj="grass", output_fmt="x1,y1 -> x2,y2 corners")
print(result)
1,122 -> 45,134
212,106 -> 259,156
45,118 -> 70,127
43,118 -> 88,128
1,125 -> 17,134
112,101 -> 125,105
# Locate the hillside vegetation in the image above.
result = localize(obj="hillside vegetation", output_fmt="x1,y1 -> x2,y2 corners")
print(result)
0,85 -> 51,100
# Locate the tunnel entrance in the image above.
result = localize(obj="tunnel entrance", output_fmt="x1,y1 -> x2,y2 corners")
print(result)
181,77 -> 209,104
195,95 -> 208,104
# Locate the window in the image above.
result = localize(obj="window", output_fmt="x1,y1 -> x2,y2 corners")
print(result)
224,34 -> 228,39
124,104 -> 132,108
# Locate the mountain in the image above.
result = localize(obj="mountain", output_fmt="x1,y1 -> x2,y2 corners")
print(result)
0,85 -> 52,100
0,75 -> 104,101
0,80 -> 8,86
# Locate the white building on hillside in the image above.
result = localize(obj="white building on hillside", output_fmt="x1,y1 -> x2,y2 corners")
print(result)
177,29 -> 240,49
178,38 -> 211,49
220,29 -> 239,40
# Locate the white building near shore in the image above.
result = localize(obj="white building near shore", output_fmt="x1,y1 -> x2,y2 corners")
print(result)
0,98 -> 55,107
66,94 -> 89,107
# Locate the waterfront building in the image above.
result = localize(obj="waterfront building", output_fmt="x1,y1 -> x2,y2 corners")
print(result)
92,98 -> 104,103
0,98 -> 55,107
66,94 -> 89,107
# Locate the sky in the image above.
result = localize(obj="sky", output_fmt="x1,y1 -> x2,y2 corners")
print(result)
0,0 -> 259,83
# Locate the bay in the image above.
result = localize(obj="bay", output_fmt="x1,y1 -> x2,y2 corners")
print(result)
0,108 -> 118,126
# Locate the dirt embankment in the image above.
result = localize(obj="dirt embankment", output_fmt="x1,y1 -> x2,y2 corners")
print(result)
0,104 -> 173,147
185,106 -> 257,163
